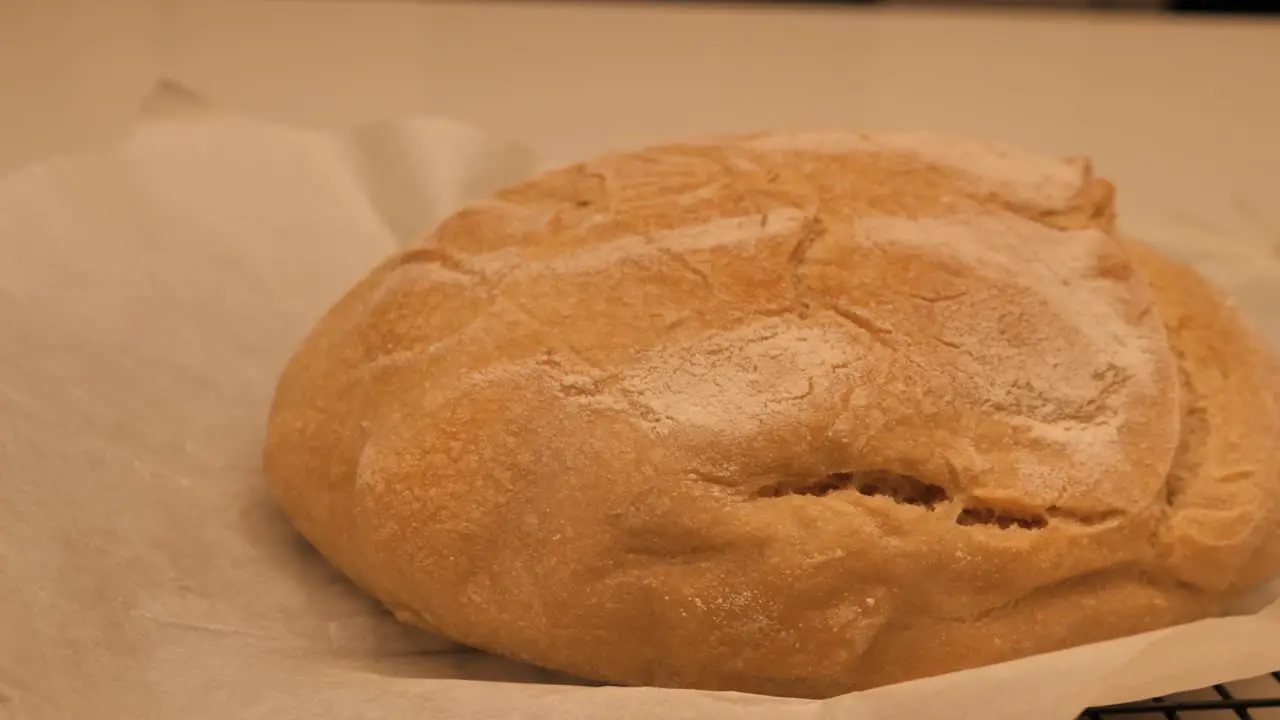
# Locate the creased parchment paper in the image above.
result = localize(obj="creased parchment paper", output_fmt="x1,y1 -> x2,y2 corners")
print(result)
1,87 -> 1278,720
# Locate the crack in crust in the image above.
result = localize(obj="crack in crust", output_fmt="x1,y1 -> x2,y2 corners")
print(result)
751,470 -> 1126,532
787,212 -> 825,316
755,470 -> 950,507
1164,347 -> 1206,507
828,302 -> 895,346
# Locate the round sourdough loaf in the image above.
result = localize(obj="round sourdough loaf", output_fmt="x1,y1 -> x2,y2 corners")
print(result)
263,131 -> 1280,698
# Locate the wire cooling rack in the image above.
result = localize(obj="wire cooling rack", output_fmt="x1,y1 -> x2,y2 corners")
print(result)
1081,672 -> 1280,719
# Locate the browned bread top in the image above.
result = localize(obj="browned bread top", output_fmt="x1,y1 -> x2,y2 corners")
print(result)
264,131 -> 1280,698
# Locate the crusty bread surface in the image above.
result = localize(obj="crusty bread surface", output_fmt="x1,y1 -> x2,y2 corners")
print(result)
264,131 -> 1280,698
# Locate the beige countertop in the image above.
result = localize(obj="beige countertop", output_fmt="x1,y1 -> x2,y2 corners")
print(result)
3,2 -> 1279,234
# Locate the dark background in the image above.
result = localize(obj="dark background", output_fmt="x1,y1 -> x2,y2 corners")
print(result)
690,0 -> 1280,13
1167,0 -> 1278,11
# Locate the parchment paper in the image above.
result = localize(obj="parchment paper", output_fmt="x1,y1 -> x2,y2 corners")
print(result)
1,85 -> 1278,720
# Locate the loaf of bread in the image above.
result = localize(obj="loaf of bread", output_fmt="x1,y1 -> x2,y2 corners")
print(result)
264,131 -> 1280,699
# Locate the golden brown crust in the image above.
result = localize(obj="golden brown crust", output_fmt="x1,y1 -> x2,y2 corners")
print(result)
1119,239 -> 1280,591
263,131 -> 1280,698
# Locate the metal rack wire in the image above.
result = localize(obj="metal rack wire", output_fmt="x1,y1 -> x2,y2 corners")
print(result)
1082,672 -> 1280,719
